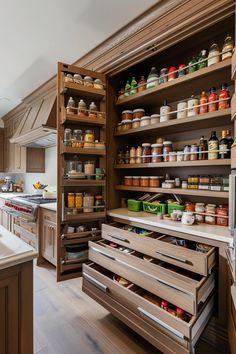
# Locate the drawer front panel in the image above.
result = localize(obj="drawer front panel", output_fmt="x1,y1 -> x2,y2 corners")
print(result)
13,218 -> 36,234
102,224 -> 215,276
83,263 -> 214,340
13,224 -> 36,248
89,241 -> 215,315
41,209 -> 56,223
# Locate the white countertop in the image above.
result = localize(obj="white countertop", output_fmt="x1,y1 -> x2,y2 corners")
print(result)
108,208 -> 233,245
39,203 -> 57,212
0,192 -> 28,200
0,225 -> 38,270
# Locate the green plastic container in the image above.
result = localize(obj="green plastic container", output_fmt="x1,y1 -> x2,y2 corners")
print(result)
167,203 -> 185,215
143,202 -> 166,215
127,199 -> 143,212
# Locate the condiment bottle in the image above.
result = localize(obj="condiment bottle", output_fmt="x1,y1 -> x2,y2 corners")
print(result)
147,67 -> 159,89
219,130 -> 229,159
218,83 -> 230,110
124,81 -> 131,96
159,68 -> 168,83
198,49 -> 208,69
138,76 -> 146,92
199,136 -> 207,160
208,87 -> 218,112
208,43 -> 220,66
168,66 -> 177,81
188,57 -> 198,73
208,131 -> 219,160
160,99 -> 171,122
130,77 -> 137,95
222,35 -> 234,61
177,101 -> 187,119
187,95 -> 199,117
199,91 -> 208,114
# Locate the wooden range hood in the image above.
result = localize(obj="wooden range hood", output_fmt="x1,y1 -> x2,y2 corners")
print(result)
10,91 -> 56,148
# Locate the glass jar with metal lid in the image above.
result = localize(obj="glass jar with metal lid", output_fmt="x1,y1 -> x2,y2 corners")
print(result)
132,118 -> 140,129
133,108 -> 145,119
72,129 -> 83,148
151,143 -> 163,163
84,130 -> 95,143
163,141 -> 173,162
142,143 -> 151,163
140,116 -> 151,127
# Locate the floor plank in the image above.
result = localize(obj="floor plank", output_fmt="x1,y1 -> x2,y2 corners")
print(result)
34,262 -> 225,354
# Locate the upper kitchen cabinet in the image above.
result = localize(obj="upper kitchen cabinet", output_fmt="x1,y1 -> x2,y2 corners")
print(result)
0,129 -> 4,171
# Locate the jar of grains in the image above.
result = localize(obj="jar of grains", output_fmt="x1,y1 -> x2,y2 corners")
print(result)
163,141 -> 173,162
151,143 -> 163,163
142,143 -> 151,163
133,108 -> 145,119
122,110 -> 133,121
132,118 -> 140,129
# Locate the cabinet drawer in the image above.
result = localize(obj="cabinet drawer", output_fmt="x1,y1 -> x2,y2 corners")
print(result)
83,263 -> 214,344
89,240 -> 215,315
13,224 -> 36,248
13,218 -> 36,234
102,224 -> 215,276
41,209 -> 56,223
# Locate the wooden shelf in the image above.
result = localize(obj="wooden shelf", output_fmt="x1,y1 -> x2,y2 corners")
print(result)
114,159 -> 231,169
61,112 -> 106,126
61,81 -> 105,100
63,211 -> 106,222
116,59 -> 232,107
115,109 -> 231,137
62,179 -> 105,187
61,146 -> 106,155
115,185 -> 229,198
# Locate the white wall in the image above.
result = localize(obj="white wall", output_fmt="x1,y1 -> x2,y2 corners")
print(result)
24,146 -> 57,193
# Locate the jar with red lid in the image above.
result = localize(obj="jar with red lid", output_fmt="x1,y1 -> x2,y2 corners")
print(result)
132,176 -> 140,187
218,83 -> 230,110
216,205 -> 228,226
168,67 -> 177,81
124,176 -> 133,186
142,143 -> 151,163
208,87 -> 218,112
161,300 -> 169,311
151,143 -> 163,163
163,141 -> 173,162
178,64 -> 186,77
140,176 -> 149,187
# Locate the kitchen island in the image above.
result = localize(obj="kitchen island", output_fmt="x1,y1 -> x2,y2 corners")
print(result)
0,225 -> 37,354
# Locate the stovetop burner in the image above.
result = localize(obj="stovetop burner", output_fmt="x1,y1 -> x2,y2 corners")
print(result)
15,195 -> 57,205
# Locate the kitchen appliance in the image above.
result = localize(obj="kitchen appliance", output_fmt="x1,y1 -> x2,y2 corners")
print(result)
4,195 -> 57,223
1,176 -> 14,192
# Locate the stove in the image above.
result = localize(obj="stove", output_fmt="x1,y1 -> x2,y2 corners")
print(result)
4,195 -> 57,223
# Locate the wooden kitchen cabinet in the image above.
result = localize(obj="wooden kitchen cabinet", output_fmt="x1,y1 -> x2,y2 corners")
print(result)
26,147 -> 45,173
40,208 -> 57,266
0,261 -> 33,354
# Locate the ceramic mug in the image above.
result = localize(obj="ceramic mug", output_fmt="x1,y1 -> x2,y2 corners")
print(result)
181,212 -> 195,226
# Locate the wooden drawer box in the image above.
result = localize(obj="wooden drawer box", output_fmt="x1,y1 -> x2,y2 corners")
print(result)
12,223 -> 36,248
83,263 -> 214,349
13,218 -> 36,235
102,223 -> 215,276
89,240 -> 215,315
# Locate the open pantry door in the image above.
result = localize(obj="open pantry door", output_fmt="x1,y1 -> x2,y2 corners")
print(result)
57,62 -> 107,282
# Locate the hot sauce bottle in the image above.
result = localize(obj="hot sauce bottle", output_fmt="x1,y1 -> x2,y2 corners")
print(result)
218,83 -> 230,110
199,91 -> 208,114
208,87 -> 218,112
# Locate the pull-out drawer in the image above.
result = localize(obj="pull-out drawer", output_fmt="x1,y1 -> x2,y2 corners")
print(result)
12,223 -> 37,248
89,240 -> 215,315
83,263 -> 214,348
102,223 -> 215,276
226,245 -> 236,283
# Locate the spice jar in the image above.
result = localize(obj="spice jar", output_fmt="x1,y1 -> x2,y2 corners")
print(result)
138,76 -> 147,92
84,130 -> 95,143
183,145 -> 190,161
64,128 -> 72,146
68,193 -> 75,208
73,74 -> 83,85
136,146 -> 142,164
140,176 -> 149,187
150,114 -> 160,124
122,119 -> 132,131
133,108 -> 145,119
205,204 -> 216,225
195,203 -> 205,223
95,196 -> 105,212
83,193 -> 94,213
177,151 -> 184,161
187,95 -> 199,117
93,79 -> 103,90
219,83 -> 230,110
118,88 -> 125,100
142,143 -> 151,163
78,99 -> 87,116
66,97 -> 76,114
65,73 -> 73,83
95,167 -> 104,180
178,64 -> 186,77
199,91 -> 208,114
68,156 -> 83,174
163,141 -> 173,162
190,144 -> 198,161
208,43 -> 220,66
147,67 -> 159,89
84,76 -> 93,87
72,129 -> 83,148
132,176 -> 140,187
75,193 -> 83,210
169,151 -> 177,162
149,176 -> 161,187
151,143 -> 163,163
222,35 -> 234,61
177,101 -> 187,119
88,102 -> 98,118
140,116 -> 151,127
168,66 -> 177,81
182,180 -> 188,189
130,147 -> 136,164
132,118 -> 140,129
122,110 -> 133,121
84,161 -> 95,178
216,205 -> 228,226
159,68 -> 168,84
160,100 -> 171,122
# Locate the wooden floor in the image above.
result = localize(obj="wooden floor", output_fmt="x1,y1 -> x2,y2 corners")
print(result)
34,262 -> 224,354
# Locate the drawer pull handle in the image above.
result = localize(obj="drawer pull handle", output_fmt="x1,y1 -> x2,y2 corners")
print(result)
138,307 -> 185,339
91,247 -> 116,261
156,251 -> 187,264
83,272 -> 108,293
107,234 -> 130,243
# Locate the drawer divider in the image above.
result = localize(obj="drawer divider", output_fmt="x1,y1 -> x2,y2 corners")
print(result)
83,272 -> 108,293
138,307 -> 185,340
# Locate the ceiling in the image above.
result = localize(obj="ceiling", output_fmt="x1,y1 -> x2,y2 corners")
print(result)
0,0 -> 156,120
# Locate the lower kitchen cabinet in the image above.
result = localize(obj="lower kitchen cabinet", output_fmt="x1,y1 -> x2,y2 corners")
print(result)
40,208 -> 57,266
12,218 -> 37,249
0,261 -> 33,354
